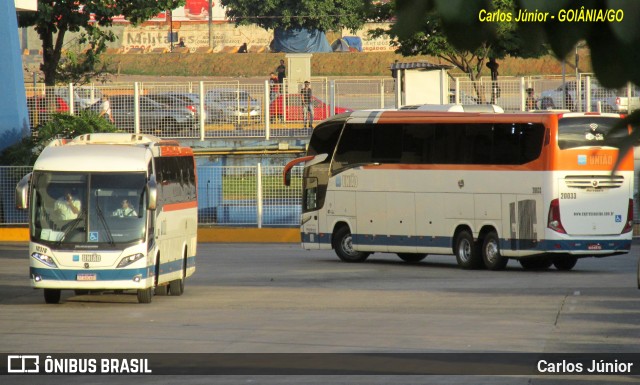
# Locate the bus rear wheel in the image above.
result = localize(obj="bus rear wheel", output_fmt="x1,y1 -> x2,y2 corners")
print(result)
482,232 -> 508,270
455,230 -> 482,269
553,255 -> 578,271
333,226 -> 369,263
397,253 -> 427,263
44,289 -> 61,304
169,279 -> 184,296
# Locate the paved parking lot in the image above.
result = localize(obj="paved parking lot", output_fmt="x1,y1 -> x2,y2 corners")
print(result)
1,241 -> 639,384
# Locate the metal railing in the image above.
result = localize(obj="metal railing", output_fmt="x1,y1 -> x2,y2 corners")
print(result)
0,165 -> 303,227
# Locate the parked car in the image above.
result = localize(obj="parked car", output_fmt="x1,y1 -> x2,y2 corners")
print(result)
154,92 -> 207,122
146,93 -> 206,123
539,81 -> 617,111
27,96 -> 69,127
269,94 -> 353,122
54,86 -> 103,111
85,95 -> 196,135
204,89 -> 261,123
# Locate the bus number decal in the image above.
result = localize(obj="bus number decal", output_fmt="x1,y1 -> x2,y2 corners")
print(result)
561,192 -> 577,199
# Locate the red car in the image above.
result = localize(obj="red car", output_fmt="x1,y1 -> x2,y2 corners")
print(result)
269,94 -> 352,122
27,96 -> 70,127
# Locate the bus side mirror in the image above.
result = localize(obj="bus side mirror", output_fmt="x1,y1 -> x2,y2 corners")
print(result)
15,173 -> 32,210
146,174 -> 157,210
282,153 -> 328,187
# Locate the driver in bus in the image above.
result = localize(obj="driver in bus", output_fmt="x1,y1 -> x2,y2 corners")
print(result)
54,189 -> 81,220
112,199 -> 137,218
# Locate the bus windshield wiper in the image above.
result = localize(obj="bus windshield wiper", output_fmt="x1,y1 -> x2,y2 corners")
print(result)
55,210 -> 85,246
95,198 -> 115,247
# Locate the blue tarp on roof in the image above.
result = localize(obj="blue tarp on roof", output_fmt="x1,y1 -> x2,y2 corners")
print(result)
272,28 -> 332,53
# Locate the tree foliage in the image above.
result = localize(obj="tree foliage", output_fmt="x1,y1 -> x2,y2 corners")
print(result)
221,0 -> 372,32
0,112 -> 118,166
18,1 -> 185,86
392,0 -> 640,161
371,0 -> 547,83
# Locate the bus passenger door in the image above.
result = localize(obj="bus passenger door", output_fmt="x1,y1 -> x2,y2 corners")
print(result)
301,177 -> 321,249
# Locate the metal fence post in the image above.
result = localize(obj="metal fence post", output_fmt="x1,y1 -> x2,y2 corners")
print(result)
585,75 -> 592,112
134,82 -> 141,134
199,81 -> 205,141
380,79 -> 385,109
329,80 -> 336,117
455,78 -> 460,104
257,162 -> 263,228
264,80 -> 270,140
68,83 -> 75,115
520,77 -> 526,111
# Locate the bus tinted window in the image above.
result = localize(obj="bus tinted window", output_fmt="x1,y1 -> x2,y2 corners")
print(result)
332,122 -> 545,169
557,117 -> 621,150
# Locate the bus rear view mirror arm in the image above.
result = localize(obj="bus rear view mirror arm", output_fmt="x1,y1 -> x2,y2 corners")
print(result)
283,154 -> 328,186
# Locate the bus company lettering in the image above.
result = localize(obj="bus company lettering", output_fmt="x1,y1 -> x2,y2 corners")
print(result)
589,155 -> 612,165
82,253 -> 101,263
337,175 -> 358,188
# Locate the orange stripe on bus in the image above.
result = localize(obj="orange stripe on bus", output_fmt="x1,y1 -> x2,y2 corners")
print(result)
163,200 -> 197,212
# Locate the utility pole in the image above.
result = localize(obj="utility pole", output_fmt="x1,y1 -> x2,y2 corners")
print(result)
208,1 -> 214,50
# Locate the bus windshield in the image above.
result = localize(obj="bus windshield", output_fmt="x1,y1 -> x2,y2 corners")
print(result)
31,172 -> 147,247
557,116 -> 623,150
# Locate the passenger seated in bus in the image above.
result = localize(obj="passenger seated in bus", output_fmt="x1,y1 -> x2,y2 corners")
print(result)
112,199 -> 137,217
54,189 -> 81,220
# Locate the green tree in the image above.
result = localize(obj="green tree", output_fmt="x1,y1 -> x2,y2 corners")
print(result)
0,112 -> 118,166
372,1 -> 546,85
221,0 -> 371,31
18,0 -> 185,86
392,0 -> 640,157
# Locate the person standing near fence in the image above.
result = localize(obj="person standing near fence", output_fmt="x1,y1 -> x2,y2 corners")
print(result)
269,72 -> 280,101
487,58 -> 500,104
99,95 -> 114,123
301,81 -> 313,128
276,59 -> 286,84
526,88 -> 537,110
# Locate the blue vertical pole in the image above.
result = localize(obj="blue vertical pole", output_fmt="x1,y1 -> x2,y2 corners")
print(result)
0,1 -> 30,155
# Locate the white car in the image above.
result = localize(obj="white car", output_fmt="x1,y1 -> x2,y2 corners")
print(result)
539,81 -> 617,111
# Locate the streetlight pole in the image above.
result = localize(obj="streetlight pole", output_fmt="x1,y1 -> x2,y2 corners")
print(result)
208,1 -> 214,50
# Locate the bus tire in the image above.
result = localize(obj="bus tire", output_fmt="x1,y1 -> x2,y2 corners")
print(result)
482,232 -> 508,271
137,287 -> 153,304
519,257 -> 552,270
333,226 -> 369,263
44,289 -> 61,304
155,285 -> 168,296
397,253 -> 427,263
553,255 -> 578,271
169,279 -> 184,296
455,230 -> 482,269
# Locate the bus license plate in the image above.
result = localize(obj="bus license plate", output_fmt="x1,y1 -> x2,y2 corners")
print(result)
77,274 -> 96,281
588,244 -> 602,250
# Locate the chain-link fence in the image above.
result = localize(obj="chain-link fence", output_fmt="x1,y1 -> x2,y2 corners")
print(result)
24,79 -> 395,140
454,74 -> 639,113
0,166 -> 31,225
1,165 -> 303,227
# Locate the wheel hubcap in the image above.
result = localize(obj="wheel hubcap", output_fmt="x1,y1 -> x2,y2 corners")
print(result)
459,239 -> 471,262
486,241 -> 498,263
342,235 -> 357,256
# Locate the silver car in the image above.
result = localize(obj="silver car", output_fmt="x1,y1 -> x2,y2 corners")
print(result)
205,89 -> 261,123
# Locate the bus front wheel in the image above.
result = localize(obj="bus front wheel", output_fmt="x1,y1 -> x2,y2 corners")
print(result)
455,230 -> 482,269
333,226 -> 369,263
482,232 -> 508,270
137,287 -> 153,304
44,289 -> 61,304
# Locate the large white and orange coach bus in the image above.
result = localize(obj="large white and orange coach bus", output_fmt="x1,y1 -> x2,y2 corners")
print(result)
16,133 -> 197,303
284,108 -> 634,271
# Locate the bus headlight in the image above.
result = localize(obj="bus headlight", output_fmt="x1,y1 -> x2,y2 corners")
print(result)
31,252 -> 57,268
117,253 -> 144,268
